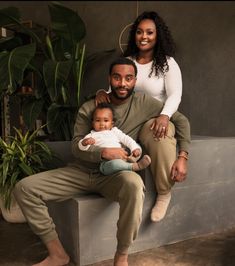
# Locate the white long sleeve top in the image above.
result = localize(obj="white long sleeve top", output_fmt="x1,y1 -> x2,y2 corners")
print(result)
132,57 -> 182,117
132,57 -> 182,118
104,57 -> 182,118
78,127 -> 142,153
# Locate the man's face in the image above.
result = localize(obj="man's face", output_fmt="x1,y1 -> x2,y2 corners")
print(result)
109,64 -> 136,100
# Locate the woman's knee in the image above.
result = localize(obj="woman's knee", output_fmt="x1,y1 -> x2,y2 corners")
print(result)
167,121 -> 175,137
138,119 -> 155,143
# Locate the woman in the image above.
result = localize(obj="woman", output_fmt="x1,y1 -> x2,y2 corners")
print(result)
95,11 -> 187,223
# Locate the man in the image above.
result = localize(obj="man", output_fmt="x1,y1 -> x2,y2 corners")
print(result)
14,57 -> 190,266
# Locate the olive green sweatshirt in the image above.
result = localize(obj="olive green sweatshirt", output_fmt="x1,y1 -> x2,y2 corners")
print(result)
72,92 -> 191,170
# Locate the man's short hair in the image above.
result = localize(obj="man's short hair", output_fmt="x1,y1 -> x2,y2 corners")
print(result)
109,57 -> 138,76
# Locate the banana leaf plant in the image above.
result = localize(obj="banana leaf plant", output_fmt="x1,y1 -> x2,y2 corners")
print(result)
0,2 -> 86,141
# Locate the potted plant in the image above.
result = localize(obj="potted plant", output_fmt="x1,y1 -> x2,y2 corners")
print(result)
0,126 -> 54,222
0,2 -> 117,141
0,2 -> 86,141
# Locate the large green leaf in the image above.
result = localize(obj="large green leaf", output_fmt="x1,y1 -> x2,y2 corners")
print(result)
0,43 -> 36,95
43,59 -> 72,102
0,7 -> 20,27
0,36 -> 23,51
48,2 -> 86,43
0,7 -> 42,45
22,98 -> 45,130
47,103 -> 75,140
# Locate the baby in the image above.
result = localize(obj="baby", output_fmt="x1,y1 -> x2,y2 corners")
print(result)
79,103 -> 151,175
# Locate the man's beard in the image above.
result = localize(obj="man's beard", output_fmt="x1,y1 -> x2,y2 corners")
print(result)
110,85 -> 134,100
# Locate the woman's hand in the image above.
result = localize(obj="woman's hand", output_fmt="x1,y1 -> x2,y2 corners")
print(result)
95,89 -> 111,106
150,114 -> 169,139
170,152 -> 188,182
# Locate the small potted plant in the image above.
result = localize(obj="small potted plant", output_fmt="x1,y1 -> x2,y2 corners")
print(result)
0,126 -> 54,223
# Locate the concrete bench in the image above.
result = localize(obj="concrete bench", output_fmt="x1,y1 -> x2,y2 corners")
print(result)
47,137 -> 235,266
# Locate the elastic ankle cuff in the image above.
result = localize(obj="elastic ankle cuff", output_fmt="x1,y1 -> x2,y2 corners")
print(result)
158,191 -> 171,196
117,245 -> 129,255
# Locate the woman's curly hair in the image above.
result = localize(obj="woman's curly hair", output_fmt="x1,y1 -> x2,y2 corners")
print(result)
123,11 -> 176,77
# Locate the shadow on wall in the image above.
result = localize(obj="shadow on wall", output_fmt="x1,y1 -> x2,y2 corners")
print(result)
80,49 -> 121,104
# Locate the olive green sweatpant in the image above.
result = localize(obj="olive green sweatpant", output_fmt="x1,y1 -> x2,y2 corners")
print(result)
13,166 -> 145,254
139,120 -> 176,195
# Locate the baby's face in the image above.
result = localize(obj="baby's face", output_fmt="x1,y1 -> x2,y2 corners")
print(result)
92,108 -> 114,131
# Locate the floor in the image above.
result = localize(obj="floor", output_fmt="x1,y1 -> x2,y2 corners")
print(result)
1,214 -> 235,266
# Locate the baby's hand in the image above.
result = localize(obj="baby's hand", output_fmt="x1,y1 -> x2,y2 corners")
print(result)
82,137 -> 96,146
132,148 -> 141,157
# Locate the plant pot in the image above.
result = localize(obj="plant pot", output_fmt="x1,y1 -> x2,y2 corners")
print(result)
0,196 -> 26,223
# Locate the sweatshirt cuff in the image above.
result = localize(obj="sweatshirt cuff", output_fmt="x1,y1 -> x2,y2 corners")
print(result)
178,140 -> 190,154
78,141 -> 90,151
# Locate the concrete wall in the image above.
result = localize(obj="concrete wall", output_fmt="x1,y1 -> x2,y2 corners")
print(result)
47,137 -> 235,265
1,1 -> 235,136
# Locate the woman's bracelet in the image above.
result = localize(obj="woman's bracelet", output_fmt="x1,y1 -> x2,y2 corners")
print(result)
178,154 -> 189,160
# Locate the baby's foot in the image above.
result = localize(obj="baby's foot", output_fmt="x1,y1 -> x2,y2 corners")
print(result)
132,155 -> 151,171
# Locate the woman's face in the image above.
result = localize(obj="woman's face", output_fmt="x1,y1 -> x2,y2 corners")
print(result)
135,19 -> 157,52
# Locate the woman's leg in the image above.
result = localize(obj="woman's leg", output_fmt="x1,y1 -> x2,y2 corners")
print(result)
139,119 -> 176,222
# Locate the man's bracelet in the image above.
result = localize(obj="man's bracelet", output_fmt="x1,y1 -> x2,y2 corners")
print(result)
178,154 -> 189,160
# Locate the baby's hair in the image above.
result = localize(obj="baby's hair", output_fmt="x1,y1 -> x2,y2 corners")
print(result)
92,103 -> 116,121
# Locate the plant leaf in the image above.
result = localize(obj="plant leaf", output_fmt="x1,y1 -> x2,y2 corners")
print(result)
0,7 -> 20,27
47,103 -> 75,140
0,36 -> 23,51
0,7 -> 42,45
0,127 -> 54,208
48,2 -> 86,43
0,43 -> 36,94
43,59 -> 72,102
22,98 -> 45,130
18,162 -> 34,176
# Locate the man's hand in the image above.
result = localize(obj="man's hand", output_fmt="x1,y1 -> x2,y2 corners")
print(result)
170,156 -> 187,182
101,148 -> 128,160
82,137 -> 96,146
150,115 -> 169,139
